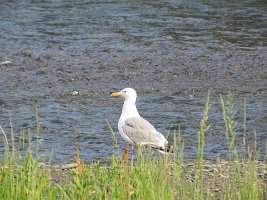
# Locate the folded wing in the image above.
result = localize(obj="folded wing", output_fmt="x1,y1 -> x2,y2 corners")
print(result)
122,117 -> 167,148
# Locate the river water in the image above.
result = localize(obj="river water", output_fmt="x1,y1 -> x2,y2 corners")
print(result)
0,0 -> 266,163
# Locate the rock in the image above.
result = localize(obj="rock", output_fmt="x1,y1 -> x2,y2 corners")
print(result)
0,61 -> 12,66
37,162 -> 46,168
61,163 -> 78,170
72,91 -> 79,95
212,168 -> 219,173
219,174 -> 228,179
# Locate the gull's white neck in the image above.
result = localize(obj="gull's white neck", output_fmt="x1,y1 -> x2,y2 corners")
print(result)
120,98 -> 140,120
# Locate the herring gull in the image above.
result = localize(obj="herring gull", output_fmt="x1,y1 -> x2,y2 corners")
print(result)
111,88 -> 171,159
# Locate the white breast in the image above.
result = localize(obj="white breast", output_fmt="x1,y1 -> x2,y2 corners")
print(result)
118,118 -> 134,144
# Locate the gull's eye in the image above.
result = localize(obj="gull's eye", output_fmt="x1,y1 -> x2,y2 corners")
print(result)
124,91 -> 127,93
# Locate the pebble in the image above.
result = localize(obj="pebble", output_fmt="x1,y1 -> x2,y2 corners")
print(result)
212,168 -> 219,173
0,60 -> 12,66
61,163 -> 78,170
219,174 -> 228,179
37,162 -> 46,168
72,91 -> 79,95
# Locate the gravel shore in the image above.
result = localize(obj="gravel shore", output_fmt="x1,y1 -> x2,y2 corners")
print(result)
39,159 -> 267,195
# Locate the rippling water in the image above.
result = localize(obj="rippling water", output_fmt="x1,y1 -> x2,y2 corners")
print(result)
0,0 -> 266,163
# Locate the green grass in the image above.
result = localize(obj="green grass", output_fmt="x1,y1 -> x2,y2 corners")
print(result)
0,92 -> 266,200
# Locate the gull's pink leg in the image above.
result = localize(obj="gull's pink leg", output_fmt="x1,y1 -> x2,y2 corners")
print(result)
122,144 -> 129,163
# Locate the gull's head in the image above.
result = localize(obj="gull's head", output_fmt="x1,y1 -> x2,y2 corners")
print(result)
111,88 -> 137,100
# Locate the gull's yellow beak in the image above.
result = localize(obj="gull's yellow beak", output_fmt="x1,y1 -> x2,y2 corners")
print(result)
111,92 -> 121,97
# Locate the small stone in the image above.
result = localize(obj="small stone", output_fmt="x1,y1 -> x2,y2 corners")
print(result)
53,164 -> 60,169
61,163 -> 78,170
72,91 -> 79,95
213,168 -> 219,173
38,162 -> 46,167
219,174 -> 228,179
0,61 -> 12,66
209,173 -> 215,177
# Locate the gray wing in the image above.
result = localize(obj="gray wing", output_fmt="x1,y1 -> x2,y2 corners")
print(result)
122,117 -> 167,147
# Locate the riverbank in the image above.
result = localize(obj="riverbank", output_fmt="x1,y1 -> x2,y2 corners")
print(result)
1,150 -> 266,200
43,158 -> 267,192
